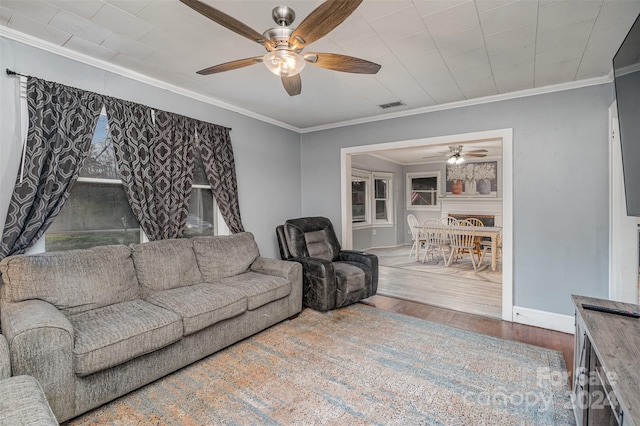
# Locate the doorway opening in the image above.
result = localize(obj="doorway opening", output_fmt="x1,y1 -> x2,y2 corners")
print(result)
341,129 -> 513,321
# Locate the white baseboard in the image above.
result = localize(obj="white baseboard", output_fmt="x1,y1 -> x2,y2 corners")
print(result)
512,306 -> 575,334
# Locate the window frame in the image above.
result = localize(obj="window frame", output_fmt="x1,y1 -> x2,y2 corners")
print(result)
406,171 -> 441,211
15,96 -> 218,252
351,169 -> 371,228
351,169 -> 394,229
372,172 -> 393,226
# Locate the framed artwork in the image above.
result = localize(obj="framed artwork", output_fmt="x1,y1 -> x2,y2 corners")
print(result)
445,161 -> 497,197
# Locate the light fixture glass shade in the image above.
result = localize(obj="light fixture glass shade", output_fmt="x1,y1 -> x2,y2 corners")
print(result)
448,155 -> 465,165
263,50 -> 306,77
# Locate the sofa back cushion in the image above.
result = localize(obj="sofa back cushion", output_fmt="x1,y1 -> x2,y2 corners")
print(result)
130,238 -> 202,293
192,233 -> 259,281
0,245 -> 139,315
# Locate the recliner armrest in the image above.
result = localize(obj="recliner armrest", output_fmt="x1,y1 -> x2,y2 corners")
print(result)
288,257 -> 337,312
337,250 -> 379,295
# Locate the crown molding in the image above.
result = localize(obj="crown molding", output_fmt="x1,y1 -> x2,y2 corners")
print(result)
1,26 -> 614,135
0,27 -> 301,133
301,74 -> 613,134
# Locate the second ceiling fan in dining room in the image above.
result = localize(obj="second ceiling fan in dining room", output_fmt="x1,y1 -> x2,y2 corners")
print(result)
179,0 -> 382,96
422,145 -> 488,165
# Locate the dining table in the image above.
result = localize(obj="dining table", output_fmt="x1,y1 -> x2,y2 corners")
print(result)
414,224 -> 503,272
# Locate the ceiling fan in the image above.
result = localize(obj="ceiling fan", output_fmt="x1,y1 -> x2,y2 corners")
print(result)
179,0 -> 382,96
422,145 -> 488,165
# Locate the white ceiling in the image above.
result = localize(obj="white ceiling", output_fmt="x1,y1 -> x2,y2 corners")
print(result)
1,0 -> 639,130
353,138 -> 502,165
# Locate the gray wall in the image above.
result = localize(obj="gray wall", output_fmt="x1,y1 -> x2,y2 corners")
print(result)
0,38 -> 302,259
301,84 -> 613,316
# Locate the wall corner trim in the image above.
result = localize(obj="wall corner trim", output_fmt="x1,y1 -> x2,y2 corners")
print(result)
512,306 -> 575,334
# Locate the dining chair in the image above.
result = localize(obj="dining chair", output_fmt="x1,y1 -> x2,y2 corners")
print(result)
438,216 -> 459,226
464,217 -> 484,261
447,220 -> 477,269
421,220 -> 450,264
407,214 -> 426,260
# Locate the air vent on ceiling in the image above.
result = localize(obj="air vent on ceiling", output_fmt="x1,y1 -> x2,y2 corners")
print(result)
378,101 -> 405,109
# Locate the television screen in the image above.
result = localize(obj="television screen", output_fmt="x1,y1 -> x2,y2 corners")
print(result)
613,14 -> 640,217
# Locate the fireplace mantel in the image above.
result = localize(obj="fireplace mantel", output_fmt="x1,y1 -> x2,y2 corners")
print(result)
439,197 -> 503,226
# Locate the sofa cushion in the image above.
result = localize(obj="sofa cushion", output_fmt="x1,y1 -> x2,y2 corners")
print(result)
192,233 -> 259,281
145,283 -> 247,336
0,245 -> 139,315
131,238 -> 202,293
68,299 -> 182,376
0,375 -> 58,425
216,271 -> 291,310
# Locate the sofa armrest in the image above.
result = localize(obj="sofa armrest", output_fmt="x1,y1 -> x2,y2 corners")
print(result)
250,256 -> 302,282
337,250 -> 379,295
0,334 -> 9,380
288,257 -> 337,312
1,299 -> 75,422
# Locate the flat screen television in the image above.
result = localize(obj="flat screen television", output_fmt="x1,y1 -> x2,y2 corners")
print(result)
613,13 -> 640,217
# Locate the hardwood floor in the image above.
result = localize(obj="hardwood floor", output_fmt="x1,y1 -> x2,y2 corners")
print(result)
361,295 -> 575,385
368,245 -> 502,319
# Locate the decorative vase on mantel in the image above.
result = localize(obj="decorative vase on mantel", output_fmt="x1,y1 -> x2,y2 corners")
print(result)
477,178 -> 491,195
451,179 -> 463,195
465,180 -> 476,195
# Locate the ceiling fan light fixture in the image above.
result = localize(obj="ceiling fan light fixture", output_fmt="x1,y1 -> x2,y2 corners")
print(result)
263,50 -> 306,77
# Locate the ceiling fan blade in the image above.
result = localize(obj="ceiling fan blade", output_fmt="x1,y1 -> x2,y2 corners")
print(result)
465,149 -> 489,153
465,153 -> 487,157
196,57 -> 263,75
282,74 -> 302,96
289,0 -> 363,49
180,0 -> 273,49
304,53 -> 381,74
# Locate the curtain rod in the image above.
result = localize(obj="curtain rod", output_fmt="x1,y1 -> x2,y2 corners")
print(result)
4,68 -> 231,131
6,69 -> 29,78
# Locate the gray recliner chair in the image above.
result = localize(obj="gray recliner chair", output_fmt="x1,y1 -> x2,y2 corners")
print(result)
276,217 -> 378,312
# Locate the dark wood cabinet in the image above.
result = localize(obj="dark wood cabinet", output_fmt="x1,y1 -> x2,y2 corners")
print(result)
572,295 -> 640,426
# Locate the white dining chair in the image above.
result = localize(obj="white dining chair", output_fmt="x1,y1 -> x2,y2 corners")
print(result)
447,220 -> 477,269
438,216 -> 459,226
407,214 -> 426,260
421,220 -> 450,264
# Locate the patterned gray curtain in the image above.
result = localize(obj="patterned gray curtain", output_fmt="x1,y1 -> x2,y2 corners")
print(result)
106,99 -> 196,240
104,98 -> 161,240
0,77 -> 103,260
195,121 -> 244,233
153,111 -> 196,239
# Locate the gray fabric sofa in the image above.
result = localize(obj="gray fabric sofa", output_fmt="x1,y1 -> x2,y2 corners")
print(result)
0,232 -> 302,423
0,334 -> 59,425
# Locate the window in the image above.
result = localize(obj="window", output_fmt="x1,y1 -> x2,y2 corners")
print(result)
351,171 -> 370,224
407,172 -> 440,210
351,169 -> 393,226
373,173 -> 392,224
44,109 -> 217,251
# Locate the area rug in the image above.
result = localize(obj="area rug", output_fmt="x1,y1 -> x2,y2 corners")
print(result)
368,245 -> 501,284
70,305 -> 574,425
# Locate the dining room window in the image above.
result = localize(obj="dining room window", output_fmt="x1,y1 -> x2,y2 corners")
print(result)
406,171 -> 440,210
352,169 -> 393,226
373,172 -> 393,225
351,170 -> 370,224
